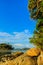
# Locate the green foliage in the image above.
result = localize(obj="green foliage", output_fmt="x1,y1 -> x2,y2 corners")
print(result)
28,0 -> 43,19
28,0 -> 43,50
30,20 -> 43,50
0,43 -> 14,50
0,43 -> 14,55
36,19 -> 43,32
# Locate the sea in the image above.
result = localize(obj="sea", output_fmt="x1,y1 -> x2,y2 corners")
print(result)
0,49 -> 28,53
12,49 -> 28,52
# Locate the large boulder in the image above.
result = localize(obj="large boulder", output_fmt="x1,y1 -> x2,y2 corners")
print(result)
13,53 -> 36,65
26,48 -> 40,57
37,51 -> 43,65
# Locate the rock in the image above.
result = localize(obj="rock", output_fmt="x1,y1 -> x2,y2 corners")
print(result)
0,52 -> 23,62
0,53 -> 37,65
26,48 -> 40,57
13,53 -> 37,65
11,51 -> 23,57
37,51 -> 43,65
0,49 -> 41,65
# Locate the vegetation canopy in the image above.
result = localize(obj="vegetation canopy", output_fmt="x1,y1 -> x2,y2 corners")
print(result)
0,43 -> 14,50
28,0 -> 43,19
28,0 -> 43,50
0,43 -> 14,55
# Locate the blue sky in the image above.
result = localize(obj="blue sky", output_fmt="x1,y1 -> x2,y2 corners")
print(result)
0,0 -> 36,48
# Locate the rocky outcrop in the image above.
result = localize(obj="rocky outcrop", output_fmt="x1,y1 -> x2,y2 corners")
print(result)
26,48 -> 40,57
0,52 -> 23,62
0,48 -> 42,65
0,53 -> 37,65
11,51 -> 23,57
37,51 -> 43,65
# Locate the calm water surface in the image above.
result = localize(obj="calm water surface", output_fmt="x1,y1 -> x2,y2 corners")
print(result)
0,49 -> 28,53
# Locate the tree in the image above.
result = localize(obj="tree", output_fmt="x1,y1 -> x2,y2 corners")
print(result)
30,20 -> 43,50
28,0 -> 43,19
0,43 -> 14,55
0,43 -> 14,50
28,0 -> 43,51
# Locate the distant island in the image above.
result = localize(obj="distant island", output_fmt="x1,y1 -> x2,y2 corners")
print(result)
15,48 -> 30,50
0,43 -> 30,54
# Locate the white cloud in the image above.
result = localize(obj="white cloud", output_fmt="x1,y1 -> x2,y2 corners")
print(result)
13,43 -> 23,46
13,32 -> 19,35
24,29 -> 29,33
0,32 -> 12,37
0,29 -> 33,48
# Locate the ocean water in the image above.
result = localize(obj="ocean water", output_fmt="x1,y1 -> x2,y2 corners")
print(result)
0,49 -> 28,53
12,49 -> 28,52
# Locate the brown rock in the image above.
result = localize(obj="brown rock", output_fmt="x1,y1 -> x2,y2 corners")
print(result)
11,51 -> 23,57
37,51 -> 43,65
26,48 -> 40,56
0,53 -> 37,65
13,53 -> 36,65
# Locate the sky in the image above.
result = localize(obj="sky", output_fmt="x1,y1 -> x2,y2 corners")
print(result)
0,0 -> 36,48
